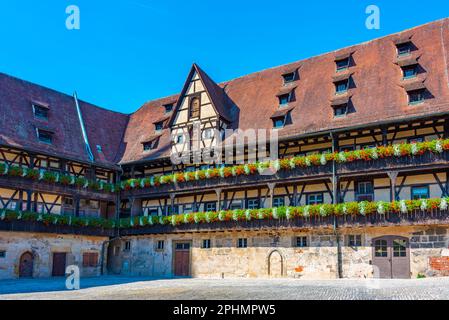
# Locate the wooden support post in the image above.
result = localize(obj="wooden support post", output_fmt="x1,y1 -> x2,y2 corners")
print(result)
381,126 -> 388,146
293,184 -> 298,206
130,197 -> 142,217
387,171 -> 399,202
74,196 -> 80,217
267,183 -> 276,208
25,190 -> 32,212
215,188 -> 222,211
18,190 -> 23,212
444,119 -> 449,139
169,193 -> 176,216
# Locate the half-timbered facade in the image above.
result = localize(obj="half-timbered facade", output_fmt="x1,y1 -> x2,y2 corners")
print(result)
2,19 -> 449,280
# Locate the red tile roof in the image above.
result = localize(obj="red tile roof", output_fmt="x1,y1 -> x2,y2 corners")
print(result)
4,19 -> 449,168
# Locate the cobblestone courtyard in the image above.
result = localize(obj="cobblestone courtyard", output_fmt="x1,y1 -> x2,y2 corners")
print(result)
1,276 -> 449,300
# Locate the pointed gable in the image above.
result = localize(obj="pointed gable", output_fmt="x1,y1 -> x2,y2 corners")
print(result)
169,64 -> 233,127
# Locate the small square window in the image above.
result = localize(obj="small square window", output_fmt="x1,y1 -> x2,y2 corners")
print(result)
296,236 -> 308,248
348,235 -> 362,247
157,240 -> 165,251
282,72 -> 295,84
33,104 -> 49,120
230,201 -> 243,210
336,58 -> 349,71
202,239 -> 211,249
82,252 -> 98,268
64,197 -> 74,207
397,42 -> 411,56
0,251 -> 5,258
306,193 -> 323,205
37,129 -> 53,144
273,197 -> 285,207
204,202 -> 217,212
335,80 -> 349,94
164,103 -> 174,113
408,89 -> 425,105
237,238 -> 248,248
278,94 -> 290,106
124,241 -> 131,252
402,65 -> 417,79
273,118 -> 285,129
408,137 -> 424,144
246,199 -> 259,209
411,185 -> 429,200
202,128 -> 214,140
333,104 -> 348,117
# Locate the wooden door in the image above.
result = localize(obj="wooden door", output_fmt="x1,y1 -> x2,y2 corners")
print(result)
52,252 -> 67,277
372,236 -> 410,279
174,242 -> 191,277
19,252 -> 34,278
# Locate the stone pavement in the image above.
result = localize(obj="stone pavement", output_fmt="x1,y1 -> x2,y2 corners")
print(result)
1,276 -> 449,300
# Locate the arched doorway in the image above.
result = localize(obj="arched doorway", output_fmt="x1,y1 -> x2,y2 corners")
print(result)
19,252 -> 34,278
372,236 -> 410,279
267,250 -> 284,277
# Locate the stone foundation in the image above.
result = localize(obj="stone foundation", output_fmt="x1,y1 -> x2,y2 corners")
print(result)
116,225 -> 449,279
0,231 -> 109,280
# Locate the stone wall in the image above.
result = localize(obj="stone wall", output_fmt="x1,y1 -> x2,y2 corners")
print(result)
116,225 -> 449,280
0,231 -> 109,280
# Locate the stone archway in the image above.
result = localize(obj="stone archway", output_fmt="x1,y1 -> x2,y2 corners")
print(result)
267,250 -> 284,277
19,251 -> 34,278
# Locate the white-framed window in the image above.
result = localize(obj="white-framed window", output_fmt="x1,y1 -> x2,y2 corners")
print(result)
202,239 -> 211,249
237,238 -> 248,248
306,193 -> 323,205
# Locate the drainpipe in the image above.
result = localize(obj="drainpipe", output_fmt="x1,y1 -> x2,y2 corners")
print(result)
73,92 -> 95,163
331,131 -> 343,279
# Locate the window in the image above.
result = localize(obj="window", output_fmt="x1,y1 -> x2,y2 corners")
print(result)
155,122 -> 164,132
356,181 -> 374,202
183,204 -> 193,214
278,94 -> 290,106
335,80 -> 349,94
167,205 -> 179,215
397,42 -> 411,56
0,251 -> 5,258
157,240 -> 165,251
189,96 -> 200,118
82,252 -> 98,268
164,103 -> 174,113
176,134 -> 184,144
393,239 -> 407,257
306,193 -> 323,205
202,128 -> 214,140
273,196 -> 285,207
37,129 -> 53,144
408,89 -> 425,105
348,235 -> 362,247
246,199 -> 259,210
333,104 -> 348,117
230,201 -> 243,210
336,58 -> 350,71
204,202 -> 217,212
296,236 -> 308,248
402,65 -> 417,79
63,197 -> 74,207
124,241 -> 131,252
282,72 -> 295,84
411,185 -> 429,200
202,239 -> 211,249
339,145 -> 355,152
33,104 -> 49,120
143,141 -> 156,151
374,240 -> 388,257
273,117 -> 285,129
408,137 -> 424,144
237,238 -> 248,248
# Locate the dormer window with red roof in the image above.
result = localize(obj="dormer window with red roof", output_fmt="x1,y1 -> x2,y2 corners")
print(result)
336,58 -> 350,72
333,103 -> 348,117
408,89 -> 425,105
273,117 -> 285,129
335,80 -> 349,95
32,103 -> 49,120
164,103 -> 174,114
143,140 -> 157,151
282,72 -> 296,84
402,65 -> 418,80
36,128 -> 53,144
397,42 -> 412,57
278,94 -> 290,106
155,122 -> 164,132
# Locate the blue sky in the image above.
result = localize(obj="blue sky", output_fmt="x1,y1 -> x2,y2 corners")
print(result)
0,1 -> 448,114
